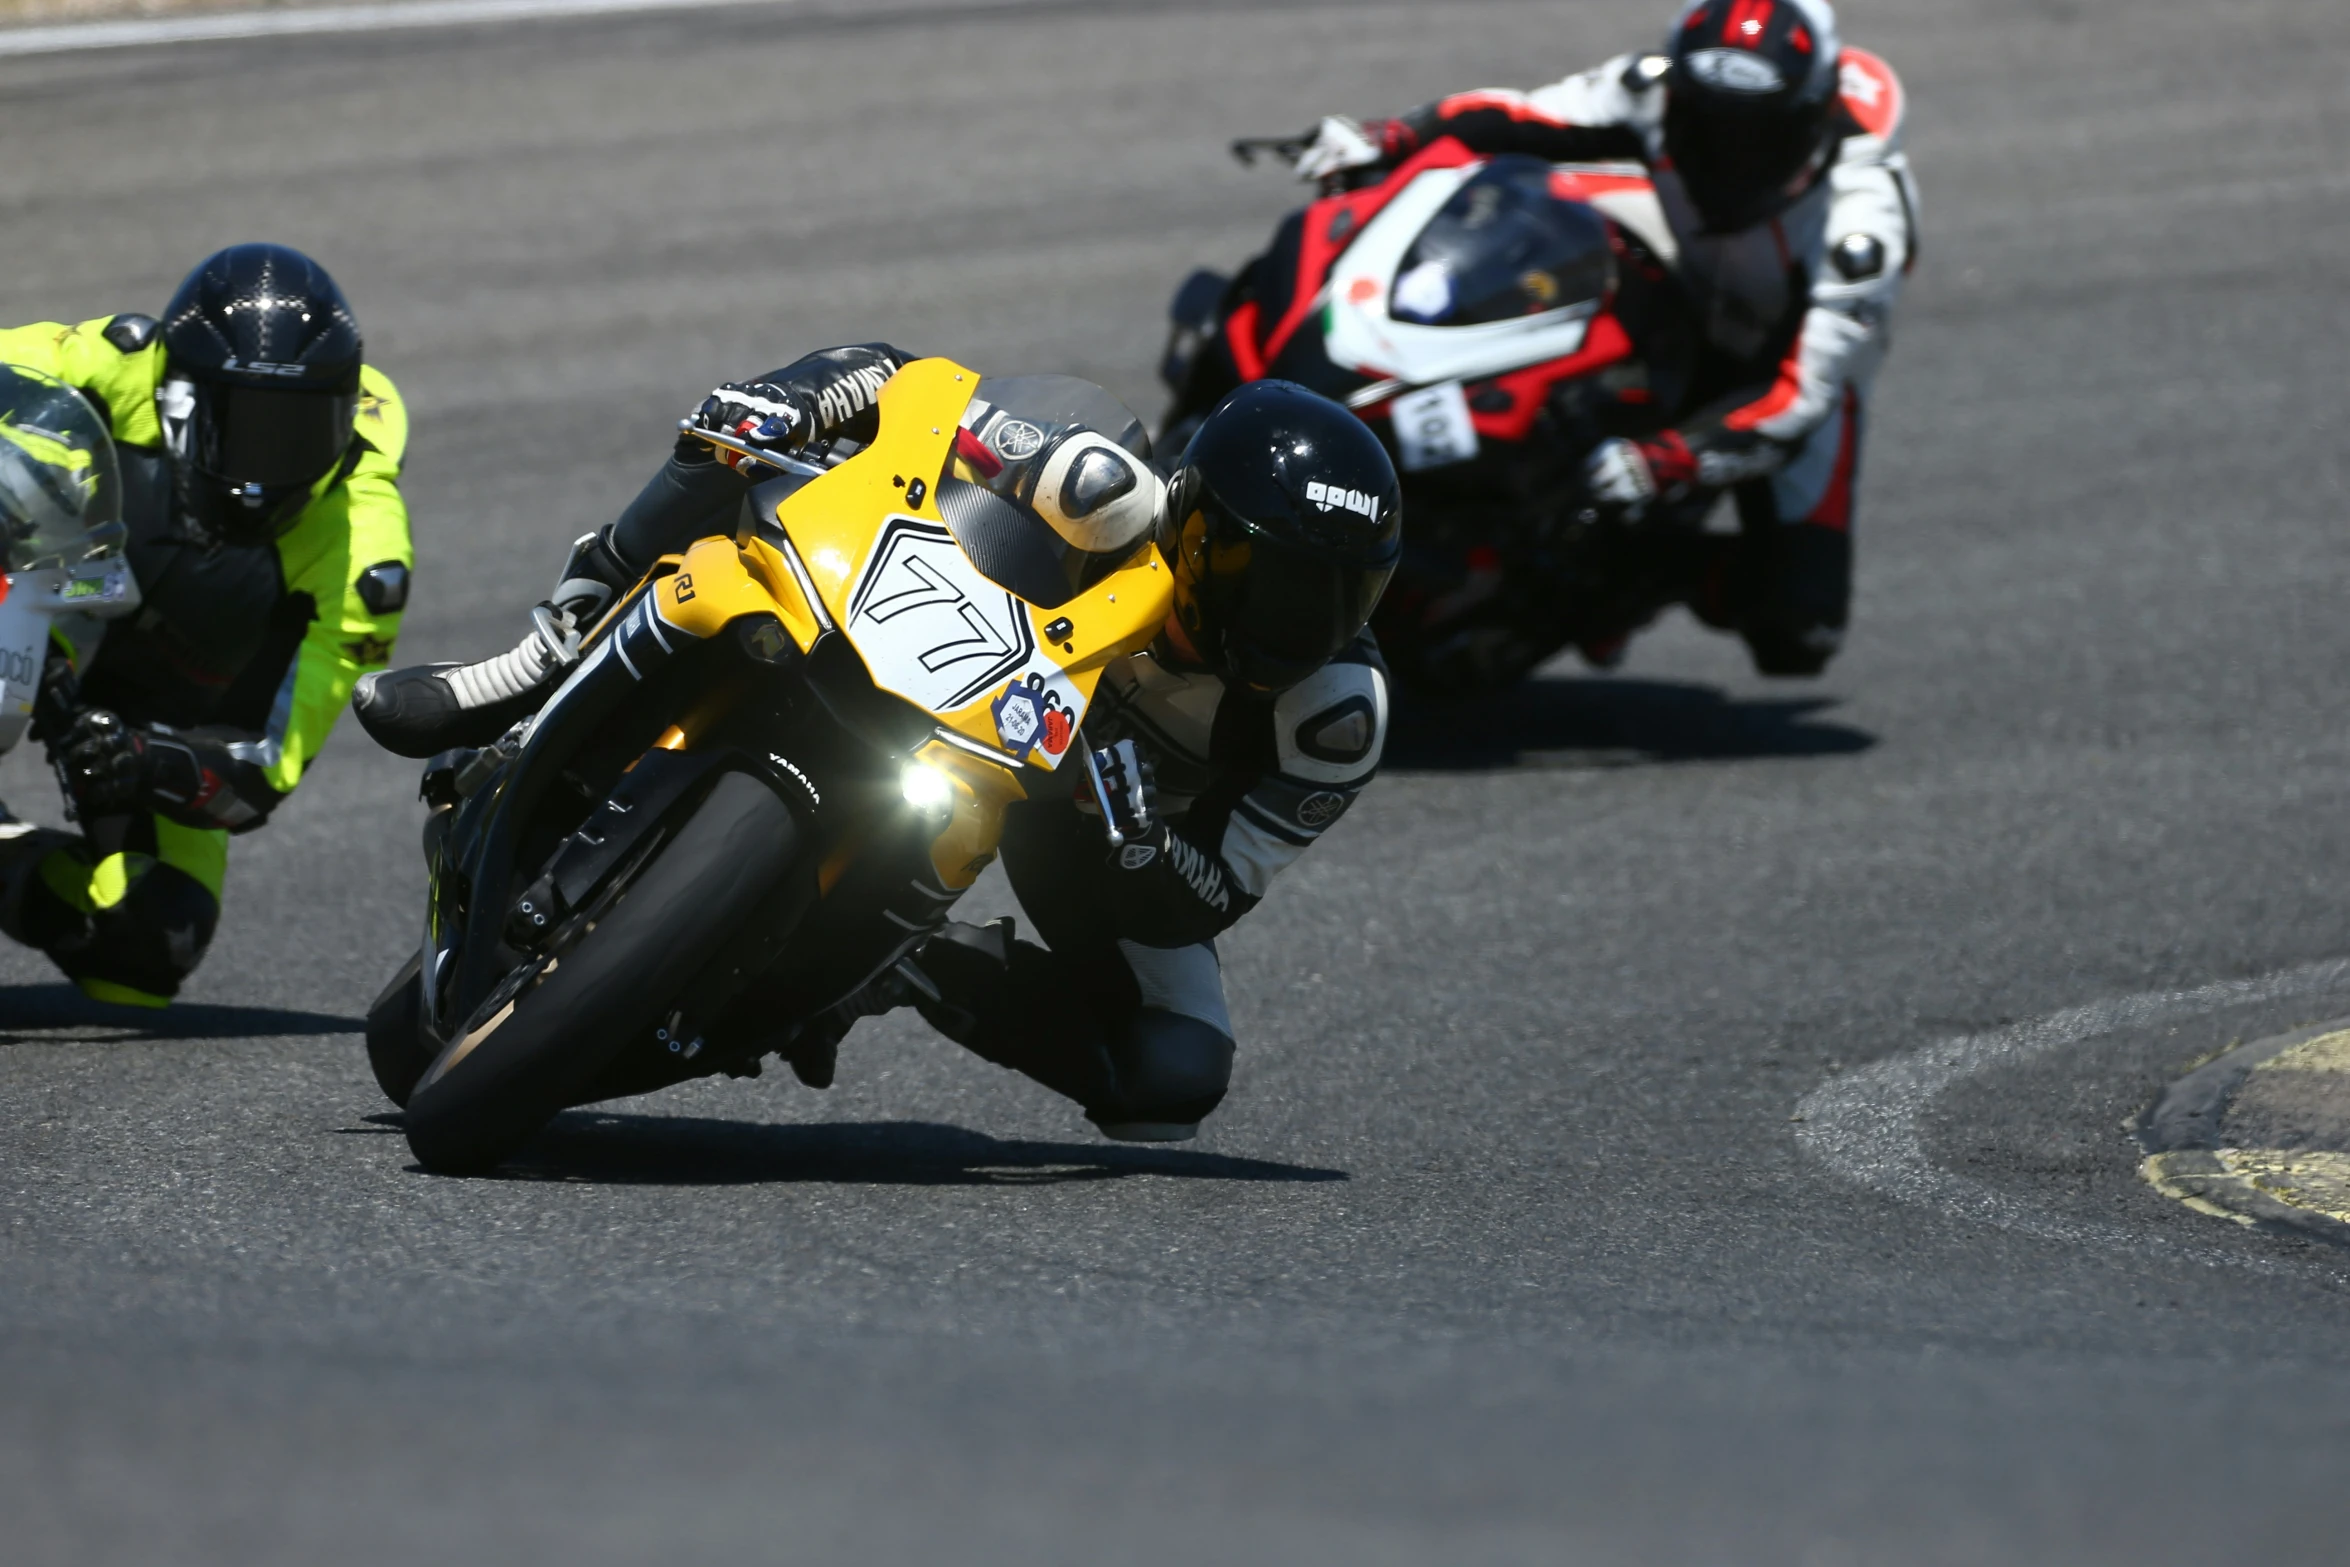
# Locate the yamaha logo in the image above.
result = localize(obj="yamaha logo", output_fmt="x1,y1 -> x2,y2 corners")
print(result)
1297,791 -> 1347,829
1305,480 -> 1381,522
992,420 -> 1046,461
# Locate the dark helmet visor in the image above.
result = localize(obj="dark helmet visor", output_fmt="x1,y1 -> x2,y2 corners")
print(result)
1663,92 -> 1832,230
1206,528 -> 1395,691
197,382 -> 357,489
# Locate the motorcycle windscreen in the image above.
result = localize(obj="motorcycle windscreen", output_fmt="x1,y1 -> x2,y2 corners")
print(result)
935,375 -> 1162,610
0,363 -> 124,572
1389,155 -> 1617,328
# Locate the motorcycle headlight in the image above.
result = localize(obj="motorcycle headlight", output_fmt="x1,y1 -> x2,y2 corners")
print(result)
899,762 -> 955,815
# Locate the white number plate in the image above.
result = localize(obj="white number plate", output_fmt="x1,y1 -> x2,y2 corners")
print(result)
1390,380 -> 1480,473
843,515 -> 1087,766
0,589 -> 45,753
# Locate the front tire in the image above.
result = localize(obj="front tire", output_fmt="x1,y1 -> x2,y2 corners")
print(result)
402,770 -> 799,1174
365,949 -> 429,1108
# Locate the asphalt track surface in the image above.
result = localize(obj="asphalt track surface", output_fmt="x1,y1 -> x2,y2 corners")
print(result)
3,1 -> 2349,1560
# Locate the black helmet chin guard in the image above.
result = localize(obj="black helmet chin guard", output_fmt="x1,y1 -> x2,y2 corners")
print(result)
1158,381 -> 1401,693
157,243 -> 363,546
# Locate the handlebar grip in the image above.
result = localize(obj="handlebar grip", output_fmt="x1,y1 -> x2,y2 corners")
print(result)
677,422 -> 828,481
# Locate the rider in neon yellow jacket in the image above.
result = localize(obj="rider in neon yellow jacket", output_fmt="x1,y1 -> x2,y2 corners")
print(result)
0,244 -> 413,1007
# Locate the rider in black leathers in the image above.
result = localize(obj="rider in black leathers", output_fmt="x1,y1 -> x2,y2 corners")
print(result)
357,352 -> 1400,1140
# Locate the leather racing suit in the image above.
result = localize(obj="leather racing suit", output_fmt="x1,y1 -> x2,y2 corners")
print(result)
1374,46 -> 1918,672
594,345 -> 1390,1136
0,314 -> 413,1006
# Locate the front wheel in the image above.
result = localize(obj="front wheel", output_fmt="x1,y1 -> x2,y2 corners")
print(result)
364,949 -> 428,1108
402,770 -> 800,1174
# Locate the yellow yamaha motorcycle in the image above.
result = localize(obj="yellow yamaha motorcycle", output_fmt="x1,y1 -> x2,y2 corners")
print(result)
368,360 -> 1171,1173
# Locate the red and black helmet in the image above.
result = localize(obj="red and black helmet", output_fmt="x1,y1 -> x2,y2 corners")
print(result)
1663,0 -> 1843,233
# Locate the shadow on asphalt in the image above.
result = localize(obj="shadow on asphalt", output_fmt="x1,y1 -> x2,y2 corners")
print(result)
382,1112 -> 1350,1187
0,984 -> 362,1042
1385,675 -> 1876,771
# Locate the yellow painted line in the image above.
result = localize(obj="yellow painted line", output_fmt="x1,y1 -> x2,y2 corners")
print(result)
2139,1018 -> 2350,1237
2209,1147 -> 2350,1224
2140,1153 -> 2261,1228
2253,1027 -> 2350,1074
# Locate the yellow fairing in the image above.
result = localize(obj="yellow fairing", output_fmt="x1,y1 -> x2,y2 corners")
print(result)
654,534 -> 791,639
640,359 -> 1169,893
751,358 -> 1171,768
914,739 -> 1030,891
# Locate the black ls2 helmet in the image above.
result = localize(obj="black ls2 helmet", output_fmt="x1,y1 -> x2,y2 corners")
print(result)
158,243 -> 363,545
1663,0 -> 1844,233
1159,381 -> 1401,692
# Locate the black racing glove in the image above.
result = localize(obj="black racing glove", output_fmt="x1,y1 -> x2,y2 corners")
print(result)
681,380 -> 818,469
49,708 -> 150,821
46,710 -> 264,828
1086,739 -> 1259,948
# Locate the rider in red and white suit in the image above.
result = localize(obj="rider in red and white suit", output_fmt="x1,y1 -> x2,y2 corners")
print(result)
1297,0 -> 1918,673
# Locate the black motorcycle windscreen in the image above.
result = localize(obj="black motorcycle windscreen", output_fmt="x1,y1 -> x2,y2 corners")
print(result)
935,374 -> 1156,610
1389,155 -> 1617,328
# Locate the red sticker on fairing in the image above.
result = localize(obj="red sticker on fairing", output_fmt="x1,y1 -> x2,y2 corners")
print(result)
992,673 -> 1077,760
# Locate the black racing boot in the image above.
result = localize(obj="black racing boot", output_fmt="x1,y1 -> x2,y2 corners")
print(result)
771,956 -> 938,1088
913,919 -> 1233,1142
0,805 -> 88,966
352,532 -> 632,759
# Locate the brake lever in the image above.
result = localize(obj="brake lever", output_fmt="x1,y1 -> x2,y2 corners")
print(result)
1078,741 -> 1130,849
1078,738 -> 1155,851
678,423 -> 829,481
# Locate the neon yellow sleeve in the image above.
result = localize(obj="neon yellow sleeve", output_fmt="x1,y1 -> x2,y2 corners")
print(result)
265,364 -> 414,795
0,317 -> 164,446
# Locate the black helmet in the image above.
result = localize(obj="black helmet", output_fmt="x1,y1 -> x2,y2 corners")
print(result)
1663,0 -> 1843,233
1159,381 -> 1401,692
157,243 -> 363,545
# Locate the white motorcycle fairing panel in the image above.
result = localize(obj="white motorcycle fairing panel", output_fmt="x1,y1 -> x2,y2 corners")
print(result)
1323,164 -> 1603,389
0,556 -> 140,756
845,514 -> 1085,768
0,591 -> 44,753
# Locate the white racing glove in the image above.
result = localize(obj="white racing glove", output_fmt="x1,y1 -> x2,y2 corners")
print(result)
686,380 -> 814,467
1292,116 -> 1385,184
1582,437 -> 1659,520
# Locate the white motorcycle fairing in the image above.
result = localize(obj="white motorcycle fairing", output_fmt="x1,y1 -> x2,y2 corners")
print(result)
0,555 -> 139,754
1322,164 -> 1606,390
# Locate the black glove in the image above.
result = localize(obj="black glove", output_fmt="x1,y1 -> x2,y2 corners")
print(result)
50,708 -> 150,821
682,380 -> 816,468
